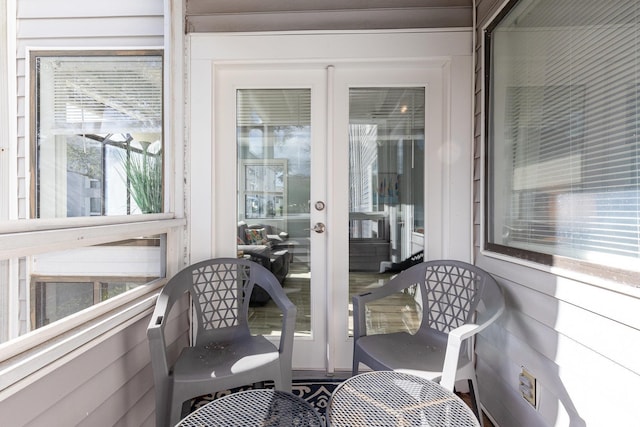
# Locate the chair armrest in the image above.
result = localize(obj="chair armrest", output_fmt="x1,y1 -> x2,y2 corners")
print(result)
238,244 -> 271,256
352,293 -> 368,340
269,289 -> 297,355
240,247 -> 272,268
440,282 -> 506,391
353,281 -> 410,305
440,323 -> 481,391
266,234 -> 284,244
147,292 -> 171,378
448,323 -> 481,341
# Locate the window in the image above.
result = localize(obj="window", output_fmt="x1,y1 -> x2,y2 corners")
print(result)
485,0 -> 639,283
0,48 -> 180,388
0,236 -> 164,344
32,51 -> 163,218
32,276 -> 154,328
28,237 -> 162,330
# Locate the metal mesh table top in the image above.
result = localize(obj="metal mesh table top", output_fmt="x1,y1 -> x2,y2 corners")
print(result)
177,389 -> 324,427
327,371 -> 480,427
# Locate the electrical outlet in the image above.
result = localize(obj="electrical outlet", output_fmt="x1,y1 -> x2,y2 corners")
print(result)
519,368 -> 537,408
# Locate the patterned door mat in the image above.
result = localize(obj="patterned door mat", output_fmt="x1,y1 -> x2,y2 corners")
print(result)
188,379 -> 491,426
189,379 -> 341,423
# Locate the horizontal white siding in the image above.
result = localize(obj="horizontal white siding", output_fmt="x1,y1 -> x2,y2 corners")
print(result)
18,0 -> 162,18
0,299 -> 189,426
474,1 -> 640,425
476,256 -> 640,426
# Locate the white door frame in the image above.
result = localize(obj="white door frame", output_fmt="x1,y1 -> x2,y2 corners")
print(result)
188,29 -> 473,371
215,66 -> 329,369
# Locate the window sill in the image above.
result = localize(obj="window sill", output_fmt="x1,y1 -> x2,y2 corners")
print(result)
0,215 -> 184,259
479,248 -> 640,298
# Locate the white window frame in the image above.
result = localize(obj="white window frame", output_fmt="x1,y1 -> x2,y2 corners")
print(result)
0,0 -> 188,395
0,217 -> 185,392
30,50 -> 164,219
0,38 -> 187,392
0,0 -> 16,223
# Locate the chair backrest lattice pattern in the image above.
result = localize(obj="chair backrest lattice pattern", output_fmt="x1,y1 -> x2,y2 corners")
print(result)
191,262 -> 249,330
422,263 -> 482,333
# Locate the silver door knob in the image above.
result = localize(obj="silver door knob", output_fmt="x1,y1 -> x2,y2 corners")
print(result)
312,222 -> 326,233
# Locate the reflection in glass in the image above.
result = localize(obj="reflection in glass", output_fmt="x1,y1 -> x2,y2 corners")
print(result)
236,89 -> 312,337
243,161 -> 287,219
348,87 -> 425,336
31,280 -> 143,328
34,54 -> 163,218
28,237 -> 162,331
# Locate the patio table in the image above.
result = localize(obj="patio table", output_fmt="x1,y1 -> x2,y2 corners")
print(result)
327,371 -> 480,427
176,389 -> 324,426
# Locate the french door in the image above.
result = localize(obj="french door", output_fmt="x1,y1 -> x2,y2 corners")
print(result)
216,64 -> 444,371
192,31 -> 472,373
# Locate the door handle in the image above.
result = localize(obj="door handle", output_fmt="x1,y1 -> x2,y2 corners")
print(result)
312,222 -> 326,233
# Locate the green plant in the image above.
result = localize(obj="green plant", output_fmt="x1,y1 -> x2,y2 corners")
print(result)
120,142 -> 162,214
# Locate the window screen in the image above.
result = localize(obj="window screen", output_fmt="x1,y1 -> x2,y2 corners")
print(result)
485,0 -> 639,280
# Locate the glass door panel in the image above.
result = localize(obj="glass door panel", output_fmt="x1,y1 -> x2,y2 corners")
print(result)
217,66 -> 327,370
235,89 -> 313,338
347,87 -> 425,336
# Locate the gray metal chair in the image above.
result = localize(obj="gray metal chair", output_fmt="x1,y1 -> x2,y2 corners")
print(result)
147,257 -> 297,427
352,260 -> 504,427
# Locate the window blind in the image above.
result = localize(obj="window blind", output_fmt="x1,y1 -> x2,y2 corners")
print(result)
236,89 -> 311,127
487,0 -> 639,268
38,55 -> 162,134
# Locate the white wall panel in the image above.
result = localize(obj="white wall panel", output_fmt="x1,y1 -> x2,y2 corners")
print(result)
502,279 -> 640,374
18,0 -> 163,18
0,297 -> 189,425
476,252 -> 640,426
477,358 -> 545,427
18,17 -> 163,39
0,313 -> 150,425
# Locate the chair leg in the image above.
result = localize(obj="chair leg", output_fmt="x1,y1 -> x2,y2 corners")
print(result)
273,365 -> 292,393
281,371 -> 292,393
468,378 -> 484,427
169,396 -> 186,427
154,393 -> 170,427
352,351 -> 360,376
